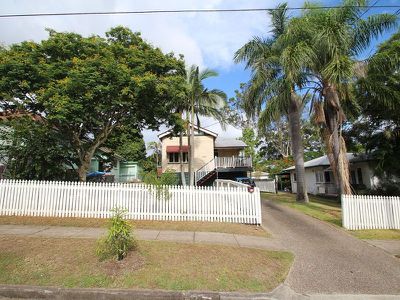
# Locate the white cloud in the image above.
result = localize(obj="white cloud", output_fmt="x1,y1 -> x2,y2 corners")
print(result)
0,0 -> 278,68
0,0 -> 303,148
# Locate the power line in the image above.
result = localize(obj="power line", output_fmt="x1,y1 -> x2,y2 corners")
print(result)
357,0 -> 380,19
1,5 -> 400,18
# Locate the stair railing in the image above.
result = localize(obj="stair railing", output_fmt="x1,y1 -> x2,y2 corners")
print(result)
194,158 -> 215,184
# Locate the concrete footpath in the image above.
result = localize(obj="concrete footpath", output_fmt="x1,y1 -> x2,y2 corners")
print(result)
363,239 -> 400,256
0,224 -> 285,251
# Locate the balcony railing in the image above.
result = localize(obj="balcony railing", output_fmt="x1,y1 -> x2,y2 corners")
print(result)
215,156 -> 252,168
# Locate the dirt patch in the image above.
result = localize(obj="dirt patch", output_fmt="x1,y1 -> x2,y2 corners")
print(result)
100,251 -> 145,277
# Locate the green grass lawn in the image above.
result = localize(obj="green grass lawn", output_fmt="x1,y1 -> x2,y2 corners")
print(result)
263,192 -> 400,240
0,236 -> 292,292
350,229 -> 400,240
263,192 -> 342,226
0,216 -> 268,237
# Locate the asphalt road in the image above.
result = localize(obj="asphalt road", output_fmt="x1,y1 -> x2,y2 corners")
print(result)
261,199 -> 400,295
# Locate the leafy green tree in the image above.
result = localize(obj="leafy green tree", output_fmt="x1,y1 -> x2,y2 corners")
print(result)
284,0 -> 397,195
346,30 -> 400,194
258,117 -> 292,160
261,157 -> 294,176
0,118 -> 76,180
235,3 -> 310,202
240,127 -> 262,170
302,120 -> 325,161
0,27 -> 186,181
225,83 -> 256,129
105,126 -> 146,163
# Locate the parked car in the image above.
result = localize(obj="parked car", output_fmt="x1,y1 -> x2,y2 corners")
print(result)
235,177 -> 256,188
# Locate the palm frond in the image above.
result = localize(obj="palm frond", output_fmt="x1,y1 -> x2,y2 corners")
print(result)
281,41 -> 315,84
269,2 -> 289,39
234,37 -> 274,69
258,93 -> 290,134
352,14 -> 398,55
199,68 -> 219,81
321,54 -> 354,84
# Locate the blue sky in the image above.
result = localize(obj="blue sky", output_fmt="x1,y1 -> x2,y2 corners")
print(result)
0,0 -> 399,144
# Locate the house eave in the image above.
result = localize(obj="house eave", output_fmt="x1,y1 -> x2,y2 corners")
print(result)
158,124 -> 218,140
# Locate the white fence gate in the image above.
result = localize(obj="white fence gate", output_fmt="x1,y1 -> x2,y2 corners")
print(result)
0,180 -> 262,224
253,179 -> 276,193
342,194 -> 400,230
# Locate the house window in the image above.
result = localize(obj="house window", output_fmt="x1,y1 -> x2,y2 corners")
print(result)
324,171 -> 331,183
315,171 -> 324,183
357,168 -> 363,184
168,152 -> 188,163
350,170 -> 357,185
168,152 -> 179,163
293,173 -> 296,182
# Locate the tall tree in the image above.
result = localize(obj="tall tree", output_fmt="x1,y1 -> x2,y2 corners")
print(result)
284,0 -> 397,195
347,30 -> 400,194
185,65 -> 227,185
104,126 -> 146,163
147,141 -> 161,169
0,117 -> 76,180
0,27 -> 186,181
240,127 -> 262,170
235,3 -> 310,202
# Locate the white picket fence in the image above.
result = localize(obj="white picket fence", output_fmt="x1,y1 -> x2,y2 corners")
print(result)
0,180 -> 262,224
342,194 -> 400,230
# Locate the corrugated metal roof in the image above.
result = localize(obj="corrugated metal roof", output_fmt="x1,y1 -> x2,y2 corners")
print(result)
215,138 -> 246,148
283,153 -> 372,171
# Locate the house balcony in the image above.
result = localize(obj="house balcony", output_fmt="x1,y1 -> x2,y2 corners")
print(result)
215,156 -> 252,169
195,156 -> 252,185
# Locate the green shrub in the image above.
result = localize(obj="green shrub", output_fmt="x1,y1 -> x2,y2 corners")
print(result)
96,208 -> 137,261
142,169 -> 178,201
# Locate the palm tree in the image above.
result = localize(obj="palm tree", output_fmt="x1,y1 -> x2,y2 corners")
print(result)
185,65 -> 227,185
284,0 -> 397,195
235,3 -> 310,202
147,141 -> 161,168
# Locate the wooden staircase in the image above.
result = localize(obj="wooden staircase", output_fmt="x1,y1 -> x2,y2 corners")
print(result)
196,169 -> 217,186
195,156 -> 253,186
195,158 -> 216,186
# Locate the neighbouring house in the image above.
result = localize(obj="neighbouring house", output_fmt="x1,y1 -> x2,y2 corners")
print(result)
158,124 -> 252,185
284,153 -> 378,195
89,147 -> 140,183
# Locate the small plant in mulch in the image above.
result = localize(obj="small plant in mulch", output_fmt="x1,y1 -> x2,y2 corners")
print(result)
96,207 -> 137,261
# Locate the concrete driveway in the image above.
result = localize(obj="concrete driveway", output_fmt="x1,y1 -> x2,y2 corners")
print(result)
262,199 -> 400,295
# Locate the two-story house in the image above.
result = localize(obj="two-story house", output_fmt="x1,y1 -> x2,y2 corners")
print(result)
158,125 -> 252,185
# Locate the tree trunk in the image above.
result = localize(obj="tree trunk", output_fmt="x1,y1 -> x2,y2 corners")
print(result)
323,83 -> 351,197
288,92 -> 309,203
179,130 -> 186,185
77,153 -> 93,182
75,125 -> 113,182
186,113 -> 192,186
189,103 -> 195,186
